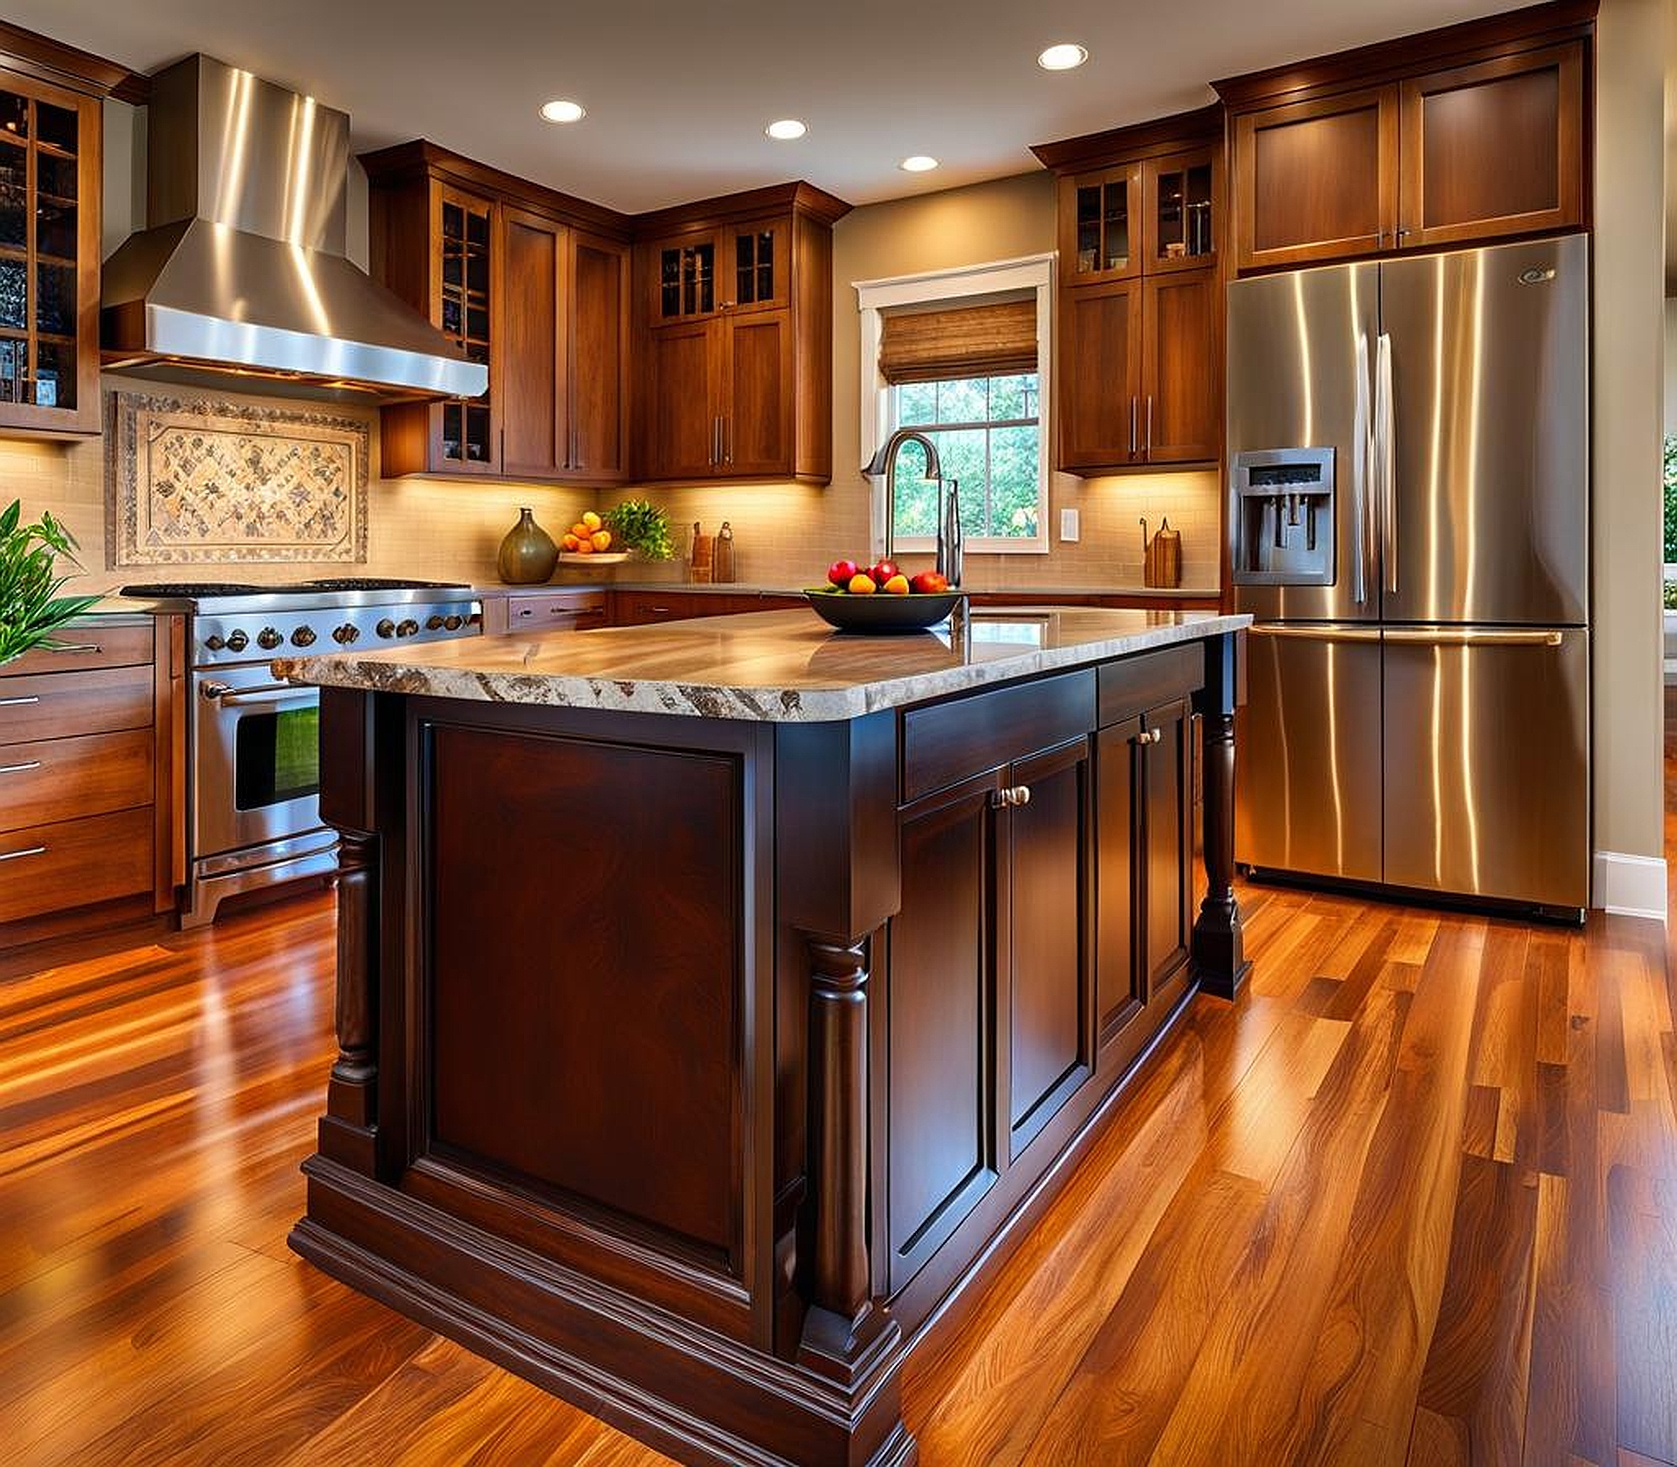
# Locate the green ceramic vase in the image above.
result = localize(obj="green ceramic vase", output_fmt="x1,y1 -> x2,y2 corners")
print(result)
497,507 -> 558,584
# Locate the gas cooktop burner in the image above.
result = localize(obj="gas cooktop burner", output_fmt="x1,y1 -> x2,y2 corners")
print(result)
304,577 -> 469,591
120,582 -> 269,597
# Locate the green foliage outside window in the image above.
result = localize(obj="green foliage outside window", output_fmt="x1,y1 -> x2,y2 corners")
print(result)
1665,433 -> 1677,565
889,375 -> 1041,543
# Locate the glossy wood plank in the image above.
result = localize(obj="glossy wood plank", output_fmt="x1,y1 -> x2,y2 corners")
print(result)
3,866 -> 1674,1464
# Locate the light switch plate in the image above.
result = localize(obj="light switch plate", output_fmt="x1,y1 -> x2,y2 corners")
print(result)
1060,507 -> 1080,542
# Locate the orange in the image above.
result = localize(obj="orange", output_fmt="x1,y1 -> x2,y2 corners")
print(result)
883,574 -> 911,595
590,529 -> 612,552
574,539 -> 595,555
581,510 -> 603,532
561,533 -> 581,552
847,573 -> 876,595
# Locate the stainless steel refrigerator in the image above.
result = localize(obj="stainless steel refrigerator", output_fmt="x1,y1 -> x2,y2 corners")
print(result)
1227,234 -> 1589,917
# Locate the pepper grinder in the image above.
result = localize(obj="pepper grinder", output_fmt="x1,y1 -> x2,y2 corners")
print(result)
714,522 -> 736,584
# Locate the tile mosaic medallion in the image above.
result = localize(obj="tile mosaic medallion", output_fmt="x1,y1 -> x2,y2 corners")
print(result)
106,390 -> 369,565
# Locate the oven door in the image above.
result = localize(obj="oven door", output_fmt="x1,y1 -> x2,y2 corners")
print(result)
193,665 -> 325,861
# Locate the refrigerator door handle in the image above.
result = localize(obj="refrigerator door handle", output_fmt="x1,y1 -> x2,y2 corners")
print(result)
1351,334 -> 1371,606
1247,624 -> 1383,643
1382,627 -> 1565,648
1376,331 -> 1396,595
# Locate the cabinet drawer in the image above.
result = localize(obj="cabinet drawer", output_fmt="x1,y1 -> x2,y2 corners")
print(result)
0,622 -> 155,677
1097,645 -> 1204,728
617,594 -> 705,626
0,806 -> 155,924
0,663 -> 155,745
901,671 -> 1095,804
0,729 -> 155,833
507,592 -> 609,632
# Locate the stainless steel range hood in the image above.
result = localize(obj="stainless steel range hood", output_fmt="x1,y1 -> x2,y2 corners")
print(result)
101,55 -> 486,401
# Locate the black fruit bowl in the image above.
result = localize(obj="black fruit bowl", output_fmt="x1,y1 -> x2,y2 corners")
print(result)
803,587 -> 964,634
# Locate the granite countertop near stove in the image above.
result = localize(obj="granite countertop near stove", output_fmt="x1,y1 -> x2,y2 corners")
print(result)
490,580 -> 1222,600
275,605 -> 1251,723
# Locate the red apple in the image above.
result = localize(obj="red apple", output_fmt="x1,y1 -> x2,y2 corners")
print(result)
827,558 -> 860,587
869,559 -> 899,586
911,570 -> 949,594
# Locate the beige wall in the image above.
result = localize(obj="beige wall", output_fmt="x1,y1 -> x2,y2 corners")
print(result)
1592,0 -> 1669,868
1665,296 -> 1677,435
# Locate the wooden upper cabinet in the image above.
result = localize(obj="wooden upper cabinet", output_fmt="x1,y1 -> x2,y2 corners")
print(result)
361,142 -> 632,484
634,185 -> 847,485
0,67 -> 101,437
1398,43 -> 1585,249
1058,280 -> 1142,472
1220,5 -> 1593,273
1035,107 -> 1224,475
1233,86 -> 1400,272
1057,163 -> 1142,286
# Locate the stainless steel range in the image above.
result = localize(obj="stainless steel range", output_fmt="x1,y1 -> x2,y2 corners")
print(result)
117,578 -> 483,925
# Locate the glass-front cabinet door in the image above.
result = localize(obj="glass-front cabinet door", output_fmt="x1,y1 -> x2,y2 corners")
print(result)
650,218 -> 788,323
1144,147 -> 1218,274
653,232 -> 719,323
0,72 -> 99,435
435,185 -> 497,472
723,220 -> 786,313
1059,163 -> 1142,286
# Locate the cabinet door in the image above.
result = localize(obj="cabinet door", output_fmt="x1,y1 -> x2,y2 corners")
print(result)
1094,721 -> 1140,1048
1398,44 -> 1585,250
649,231 -> 720,323
0,73 -> 100,435
434,184 -> 499,473
1143,146 -> 1219,275
887,773 -> 1002,1291
1004,737 -> 1093,1160
1141,268 -> 1219,464
497,205 -> 565,479
1058,279 -> 1142,473
1233,86 -> 1399,271
567,231 -> 630,481
721,219 -> 788,314
1058,164 -> 1143,286
645,320 -> 722,481
1140,698 -> 1194,992
722,310 -> 793,477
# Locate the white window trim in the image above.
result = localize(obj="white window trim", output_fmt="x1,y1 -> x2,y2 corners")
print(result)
855,253 -> 1055,556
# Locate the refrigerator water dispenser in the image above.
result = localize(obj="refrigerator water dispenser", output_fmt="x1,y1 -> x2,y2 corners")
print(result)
1232,448 -> 1336,586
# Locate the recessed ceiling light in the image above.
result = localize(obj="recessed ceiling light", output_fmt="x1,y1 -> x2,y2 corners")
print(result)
539,99 -> 586,124
1037,43 -> 1089,71
766,118 -> 807,140
899,155 -> 939,173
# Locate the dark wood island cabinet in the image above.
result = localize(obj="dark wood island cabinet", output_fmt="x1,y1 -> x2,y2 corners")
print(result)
279,606 -> 1249,1467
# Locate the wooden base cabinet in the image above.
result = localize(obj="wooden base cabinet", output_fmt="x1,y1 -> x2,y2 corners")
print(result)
1220,5 -> 1592,272
294,630 -> 1245,1467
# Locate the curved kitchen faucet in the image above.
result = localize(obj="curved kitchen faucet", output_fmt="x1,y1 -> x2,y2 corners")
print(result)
863,428 -> 963,587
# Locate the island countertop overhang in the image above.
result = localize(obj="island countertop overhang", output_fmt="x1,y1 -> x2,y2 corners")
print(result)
273,605 -> 1251,722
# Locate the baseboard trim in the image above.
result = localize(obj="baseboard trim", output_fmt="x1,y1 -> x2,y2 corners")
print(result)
1591,851 -> 1668,921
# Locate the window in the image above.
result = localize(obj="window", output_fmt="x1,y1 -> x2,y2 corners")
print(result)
886,373 -> 1041,544
856,255 -> 1054,556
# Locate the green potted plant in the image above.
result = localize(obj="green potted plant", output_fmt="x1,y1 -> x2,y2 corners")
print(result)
605,499 -> 674,562
0,499 -> 100,667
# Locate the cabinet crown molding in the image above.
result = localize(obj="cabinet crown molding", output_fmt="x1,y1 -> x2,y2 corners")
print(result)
1031,103 -> 1223,174
1212,0 -> 1596,110
0,18 -> 145,100
631,180 -> 852,237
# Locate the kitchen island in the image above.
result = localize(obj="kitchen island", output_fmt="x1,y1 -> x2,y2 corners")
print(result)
278,605 -> 1250,1467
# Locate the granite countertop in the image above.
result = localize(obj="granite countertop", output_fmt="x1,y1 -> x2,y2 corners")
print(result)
493,580 -> 1223,600
275,606 -> 1251,723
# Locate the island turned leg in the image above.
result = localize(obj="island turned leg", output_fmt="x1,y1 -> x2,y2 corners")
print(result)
1193,632 -> 1251,1000
319,826 -> 379,1172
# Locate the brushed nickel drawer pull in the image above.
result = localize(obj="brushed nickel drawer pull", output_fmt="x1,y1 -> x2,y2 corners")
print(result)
0,760 -> 42,775
0,845 -> 46,863
46,643 -> 102,655
1137,728 -> 1163,746
0,695 -> 41,707
992,785 -> 1033,808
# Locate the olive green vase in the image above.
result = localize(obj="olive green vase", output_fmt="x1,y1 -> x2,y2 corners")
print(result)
497,507 -> 559,584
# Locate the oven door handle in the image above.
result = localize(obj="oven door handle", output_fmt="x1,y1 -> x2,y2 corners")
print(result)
199,679 -> 316,707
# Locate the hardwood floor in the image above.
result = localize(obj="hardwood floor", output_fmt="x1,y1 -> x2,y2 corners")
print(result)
2,876 -> 1673,1463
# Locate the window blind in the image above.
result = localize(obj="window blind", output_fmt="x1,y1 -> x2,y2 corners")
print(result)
878,299 -> 1037,384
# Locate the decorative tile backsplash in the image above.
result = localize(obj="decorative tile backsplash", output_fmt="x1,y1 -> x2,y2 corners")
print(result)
106,389 -> 369,565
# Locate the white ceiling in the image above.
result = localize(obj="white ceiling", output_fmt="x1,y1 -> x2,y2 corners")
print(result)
16,0 -> 1515,213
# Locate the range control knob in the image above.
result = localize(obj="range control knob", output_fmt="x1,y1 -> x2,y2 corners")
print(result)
291,626 -> 317,648
256,627 -> 283,651
425,614 -> 445,631
396,618 -> 420,638
443,614 -> 463,631
332,624 -> 361,645
225,630 -> 250,653
204,634 -> 226,652
375,618 -> 396,639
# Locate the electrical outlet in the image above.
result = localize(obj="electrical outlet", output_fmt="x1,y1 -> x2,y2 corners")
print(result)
1060,507 -> 1080,542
